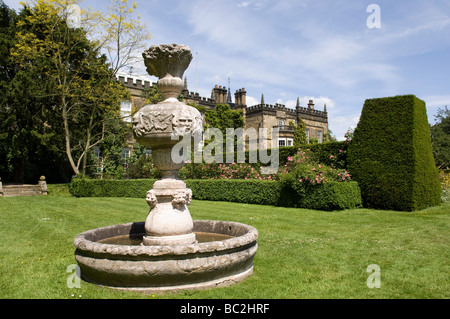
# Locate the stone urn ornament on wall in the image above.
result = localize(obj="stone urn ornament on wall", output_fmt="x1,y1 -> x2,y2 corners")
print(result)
132,44 -> 203,246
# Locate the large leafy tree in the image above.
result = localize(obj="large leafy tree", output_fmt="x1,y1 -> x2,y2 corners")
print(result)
0,1 -> 60,182
9,0 -> 130,177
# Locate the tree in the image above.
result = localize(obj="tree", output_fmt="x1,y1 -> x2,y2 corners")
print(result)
10,0 -> 129,177
143,83 -> 164,104
431,106 -> 450,169
0,1 -> 64,182
204,104 -> 244,133
95,0 -> 151,76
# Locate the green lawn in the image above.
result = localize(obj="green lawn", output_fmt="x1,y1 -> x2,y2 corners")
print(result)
0,185 -> 448,299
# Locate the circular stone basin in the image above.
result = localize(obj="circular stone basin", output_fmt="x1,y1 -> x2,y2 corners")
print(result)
73,220 -> 258,292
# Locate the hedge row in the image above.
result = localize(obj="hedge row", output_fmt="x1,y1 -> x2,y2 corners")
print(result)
69,178 -> 361,211
69,179 -> 157,198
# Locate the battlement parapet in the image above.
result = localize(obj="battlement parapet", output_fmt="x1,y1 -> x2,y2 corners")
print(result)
246,103 -> 297,116
182,90 -> 216,108
296,106 -> 328,118
118,75 -> 155,90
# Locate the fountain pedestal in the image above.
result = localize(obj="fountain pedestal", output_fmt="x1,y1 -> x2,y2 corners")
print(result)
132,44 -> 202,246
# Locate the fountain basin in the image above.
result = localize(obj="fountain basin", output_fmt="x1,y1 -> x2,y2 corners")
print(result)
73,220 -> 258,292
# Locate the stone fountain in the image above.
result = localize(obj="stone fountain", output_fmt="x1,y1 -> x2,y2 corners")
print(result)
73,44 -> 258,292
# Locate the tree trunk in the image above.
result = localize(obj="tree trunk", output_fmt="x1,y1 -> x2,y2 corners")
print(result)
62,98 -> 80,176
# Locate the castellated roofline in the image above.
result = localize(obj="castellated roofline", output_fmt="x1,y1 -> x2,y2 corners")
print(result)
117,75 -> 155,89
246,103 -> 327,116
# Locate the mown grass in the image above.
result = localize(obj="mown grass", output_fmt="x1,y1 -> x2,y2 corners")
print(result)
0,184 -> 448,299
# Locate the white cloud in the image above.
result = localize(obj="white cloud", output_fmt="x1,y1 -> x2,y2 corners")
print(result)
299,96 -> 335,111
329,115 -> 361,141
237,2 -> 250,8
246,95 -> 259,106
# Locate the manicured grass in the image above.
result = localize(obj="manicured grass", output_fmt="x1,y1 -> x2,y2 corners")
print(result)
0,186 -> 448,299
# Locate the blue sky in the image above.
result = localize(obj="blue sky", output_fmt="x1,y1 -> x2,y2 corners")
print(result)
5,0 -> 450,140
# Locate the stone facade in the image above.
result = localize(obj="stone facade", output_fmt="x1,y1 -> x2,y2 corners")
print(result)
118,76 -> 329,146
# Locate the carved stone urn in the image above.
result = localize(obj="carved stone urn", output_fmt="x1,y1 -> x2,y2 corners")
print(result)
132,44 -> 203,246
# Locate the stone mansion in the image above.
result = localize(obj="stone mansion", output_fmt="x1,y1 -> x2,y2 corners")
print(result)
118,75 -> 329,148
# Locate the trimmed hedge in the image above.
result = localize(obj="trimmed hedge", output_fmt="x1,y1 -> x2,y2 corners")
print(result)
69,178 -> 361,211
69,179 -> 157,198
347,95 -> 441,211
297,182 -> 362,211
185,179 -> 295,206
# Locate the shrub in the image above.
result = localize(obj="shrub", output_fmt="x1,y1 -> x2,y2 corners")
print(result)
179,161 -> 270,180
278,149 -> 351,186
276,148 -> 360,210
69,178 -> 156,198
347,95 -> 441,211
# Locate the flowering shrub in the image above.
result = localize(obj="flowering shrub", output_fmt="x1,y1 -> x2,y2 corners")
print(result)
179,148 -> 351,185
179,161 -> 275,180
278,148 -> 352,195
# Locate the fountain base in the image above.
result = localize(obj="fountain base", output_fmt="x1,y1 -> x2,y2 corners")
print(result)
73,220 -> 258,293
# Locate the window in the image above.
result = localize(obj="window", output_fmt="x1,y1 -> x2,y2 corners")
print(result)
317,130 -> 322,143
305,128 -> 310,142
278,138 -> 286,147
120,100 -> 132,123
122,148 -> 131,167
287,138 -> 293,146
278,120 -> 284,127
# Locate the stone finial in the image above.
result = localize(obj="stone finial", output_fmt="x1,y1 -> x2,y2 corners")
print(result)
261,93 -> 265,105
142,44 -> 193,100
143,44 -> 192,79
296,97 -> 300,107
